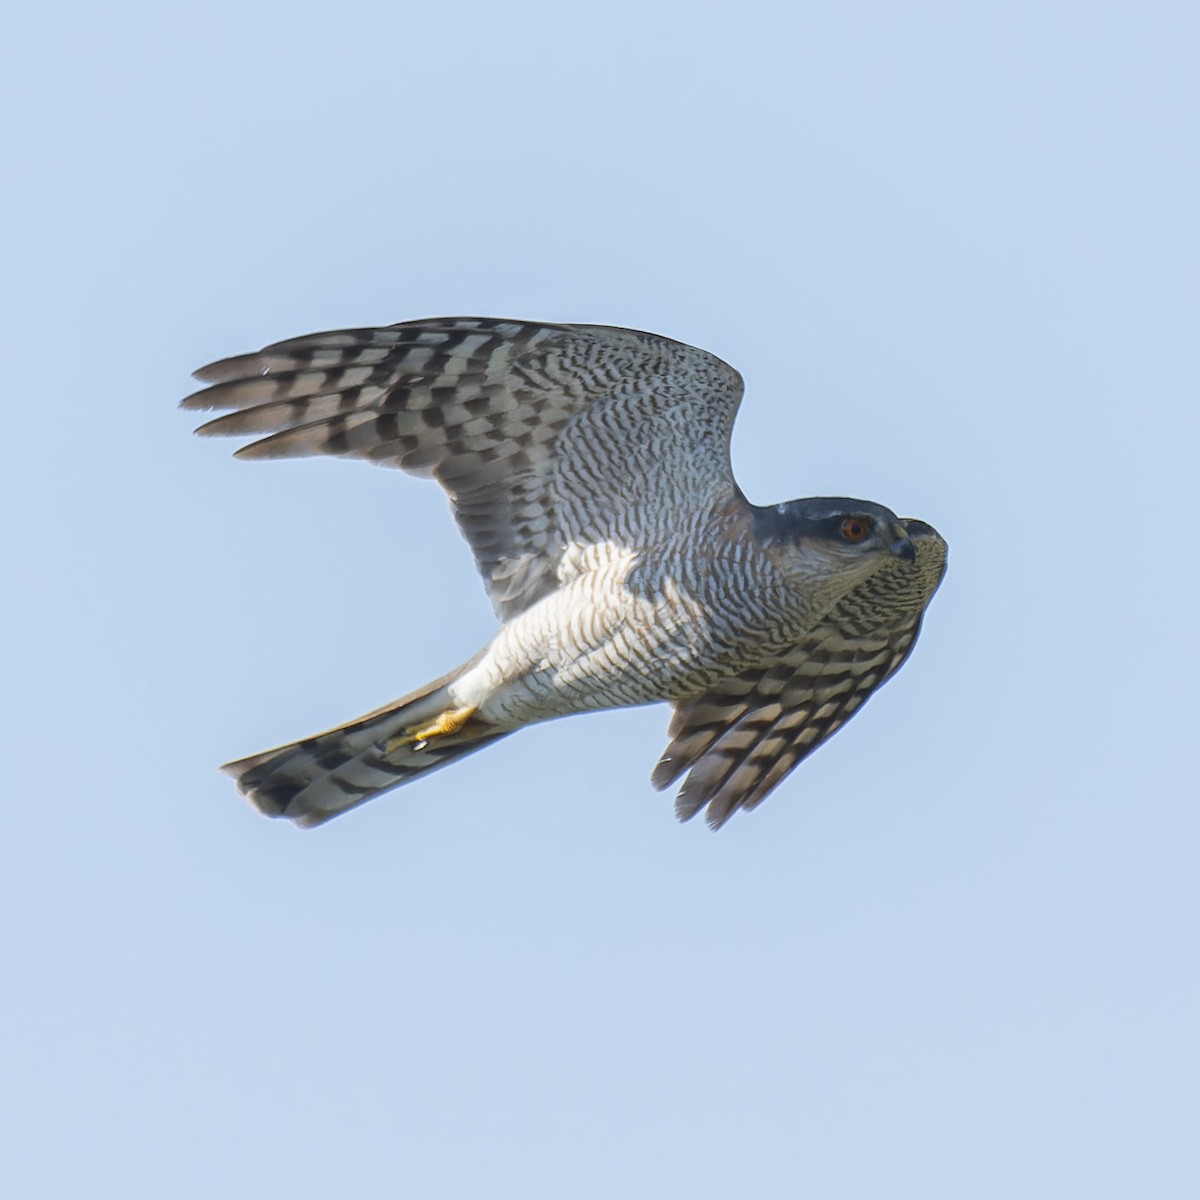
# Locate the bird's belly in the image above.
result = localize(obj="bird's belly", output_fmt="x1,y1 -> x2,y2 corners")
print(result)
452,568 -> 730,726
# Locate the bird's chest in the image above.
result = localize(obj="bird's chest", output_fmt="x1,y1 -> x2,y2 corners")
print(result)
473,536 -> 803,721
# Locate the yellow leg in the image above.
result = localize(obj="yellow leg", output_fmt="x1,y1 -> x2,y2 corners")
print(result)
386,705 -> 478,754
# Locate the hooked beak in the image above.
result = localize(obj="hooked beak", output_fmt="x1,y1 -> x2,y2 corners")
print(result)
889,524 -> 916,561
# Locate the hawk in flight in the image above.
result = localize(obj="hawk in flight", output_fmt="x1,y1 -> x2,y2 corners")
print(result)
185,317 -> 947,829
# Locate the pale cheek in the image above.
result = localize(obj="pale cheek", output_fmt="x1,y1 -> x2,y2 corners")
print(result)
774,542 -> 883,588
777,542 -> 847,574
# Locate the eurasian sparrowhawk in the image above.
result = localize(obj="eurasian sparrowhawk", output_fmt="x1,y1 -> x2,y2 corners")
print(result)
184,317 -> 947,829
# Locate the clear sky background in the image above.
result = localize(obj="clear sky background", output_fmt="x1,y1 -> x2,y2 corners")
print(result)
3,3 -> 1197,1197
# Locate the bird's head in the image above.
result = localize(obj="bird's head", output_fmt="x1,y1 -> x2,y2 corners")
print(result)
752,497 -> 917,594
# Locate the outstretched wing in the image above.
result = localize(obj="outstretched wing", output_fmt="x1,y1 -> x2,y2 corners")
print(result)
653,522 -> 948,828
183,317 -> 744,619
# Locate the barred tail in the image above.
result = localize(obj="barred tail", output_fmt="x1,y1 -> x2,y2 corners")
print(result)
222,659 -> 508,828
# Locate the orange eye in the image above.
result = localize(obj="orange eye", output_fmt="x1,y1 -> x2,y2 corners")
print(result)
841,517 -> 870,543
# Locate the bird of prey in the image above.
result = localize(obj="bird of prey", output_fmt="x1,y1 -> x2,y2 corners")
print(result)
184,317 -> 946,829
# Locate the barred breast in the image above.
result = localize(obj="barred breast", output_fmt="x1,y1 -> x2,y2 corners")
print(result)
451,518 -> 829,726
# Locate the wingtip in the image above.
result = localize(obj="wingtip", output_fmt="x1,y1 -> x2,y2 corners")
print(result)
673,785 -> 705,825
671,777 -> 739,831
704,803 -> 736,831
179,387 -> 220,412
650,756 -> 677,792
190,414 -> 226,438
191,351 -> 266,385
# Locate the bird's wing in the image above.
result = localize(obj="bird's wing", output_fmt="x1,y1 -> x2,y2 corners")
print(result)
653,523 -> 948,828
184,317 -> 744,619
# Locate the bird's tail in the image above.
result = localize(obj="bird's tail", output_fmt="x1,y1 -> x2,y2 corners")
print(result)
222,659 -> 509,827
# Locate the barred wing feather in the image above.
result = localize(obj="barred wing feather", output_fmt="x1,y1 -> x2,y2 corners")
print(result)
655,523 -> 947,828
183,318 -> 744,620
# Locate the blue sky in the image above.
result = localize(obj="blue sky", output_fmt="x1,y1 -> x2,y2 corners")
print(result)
3,3 -> 1197,1196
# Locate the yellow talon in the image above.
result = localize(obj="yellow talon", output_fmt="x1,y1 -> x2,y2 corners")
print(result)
412,705 -> 477,741
386,705 -> 478,754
